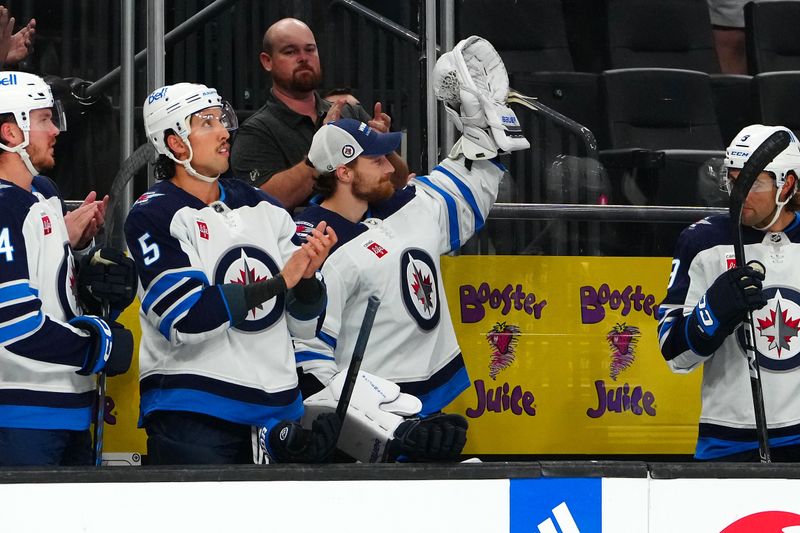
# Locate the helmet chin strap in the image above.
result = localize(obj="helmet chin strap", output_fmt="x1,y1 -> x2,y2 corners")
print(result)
0,131 -> 40,178
168,139 -> 220,183
754,185 -> 795,231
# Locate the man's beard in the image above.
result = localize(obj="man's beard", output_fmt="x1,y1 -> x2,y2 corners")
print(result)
353,172 -> 394,204
274,65 -> 322,94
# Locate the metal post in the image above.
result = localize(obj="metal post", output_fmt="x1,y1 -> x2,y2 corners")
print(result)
117,0 -> 135,250
425,0 -> 438,171
146,0 -> 166,187
440,0 -> 455,155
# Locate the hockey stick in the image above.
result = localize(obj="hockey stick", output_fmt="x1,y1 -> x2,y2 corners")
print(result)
92,297 -> 110,466
335,295 -> 381,423
728,128 -> 791,464
92,143 -> 154,465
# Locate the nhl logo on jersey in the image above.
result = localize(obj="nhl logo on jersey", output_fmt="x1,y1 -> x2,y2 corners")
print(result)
737,286 -> 800,371
41,215 -> 52,235
214,245 -> 283,332
197,220 -> 209,240
400,248 -> 440,330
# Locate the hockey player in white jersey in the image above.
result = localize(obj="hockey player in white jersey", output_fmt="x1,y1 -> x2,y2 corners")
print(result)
126,82 -> 340,464
0,71 -> 134,465
658,124 -> 800,461
293,36 -> 529,462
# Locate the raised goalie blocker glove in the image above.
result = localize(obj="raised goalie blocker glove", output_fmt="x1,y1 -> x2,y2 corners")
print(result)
69,315 -> 134,376
387,412 -> 469,462
432,35 -> 529,160
686,261 -> 767,356
77,246 -> 137,315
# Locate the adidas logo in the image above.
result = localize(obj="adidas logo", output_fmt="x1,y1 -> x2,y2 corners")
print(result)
537,502 -> 580,533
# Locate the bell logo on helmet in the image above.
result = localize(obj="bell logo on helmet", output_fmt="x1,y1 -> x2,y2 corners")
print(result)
147,87 -> 168,104
0,73 -> 17,86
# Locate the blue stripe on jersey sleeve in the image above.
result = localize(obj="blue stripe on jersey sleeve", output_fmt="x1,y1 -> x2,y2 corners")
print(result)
415,176 -> 460,251
0,281 -> 35,302
294,350 -> 335,363
317,330 -> 337,349
158,291 -> 203,340
141,270 -> 208,314
0,311 -> 44,345
433,164 -> 485,232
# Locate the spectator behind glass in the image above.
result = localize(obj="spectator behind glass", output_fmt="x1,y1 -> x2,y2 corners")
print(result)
229,17 -> 410,211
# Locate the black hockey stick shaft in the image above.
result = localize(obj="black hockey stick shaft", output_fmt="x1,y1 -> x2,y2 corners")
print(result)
335,295 -> 381,423
92,144 -> 154,465
728,129 -> 791,463
93,298 -> 110,466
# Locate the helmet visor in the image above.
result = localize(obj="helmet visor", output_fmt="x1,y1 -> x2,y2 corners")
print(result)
721,167 -> 776,195
29,100 -> 67,133
187,101 -> 238,133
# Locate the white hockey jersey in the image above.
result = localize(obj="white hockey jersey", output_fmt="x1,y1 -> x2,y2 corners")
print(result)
293,157 -> 506,415
0,176 -> 97,430
125,178 -> 320,429
658,213 -> 800,459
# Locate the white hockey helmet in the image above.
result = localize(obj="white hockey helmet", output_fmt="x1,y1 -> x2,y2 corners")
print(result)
724,124 -> 800,229
724,124 -> 800,189
0,71 -> 67,176
143,82 -> 238,182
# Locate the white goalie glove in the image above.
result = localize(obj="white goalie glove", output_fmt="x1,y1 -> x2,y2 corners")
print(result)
302,370 -> 468,462
432,35 -> 530,160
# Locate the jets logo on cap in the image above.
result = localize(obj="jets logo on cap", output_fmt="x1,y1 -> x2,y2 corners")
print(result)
342,144 -> 355,158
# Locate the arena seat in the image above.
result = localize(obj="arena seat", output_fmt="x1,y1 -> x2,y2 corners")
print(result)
456,0 -> 574,74
745,1 -> 800,74
710,74 -> 753,145
600,68 -> 727,254
753,71 -> 800,137
605,0 -> 719,73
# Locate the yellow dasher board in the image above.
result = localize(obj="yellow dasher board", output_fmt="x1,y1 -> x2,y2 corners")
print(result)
441,255 -> 702,455
103,303 -> 147,457
104,255 -> 702,457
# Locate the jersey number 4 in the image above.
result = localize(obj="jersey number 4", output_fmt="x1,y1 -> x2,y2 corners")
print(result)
0,227 -> 14,262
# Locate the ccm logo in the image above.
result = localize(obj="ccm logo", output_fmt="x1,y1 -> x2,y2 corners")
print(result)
729,151 -> 749,157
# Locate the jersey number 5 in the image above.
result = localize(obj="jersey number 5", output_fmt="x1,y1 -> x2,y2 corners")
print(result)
138,233 -> 160,266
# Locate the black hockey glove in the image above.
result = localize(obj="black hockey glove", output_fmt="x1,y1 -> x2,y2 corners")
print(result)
69,316 -> 134,377
387,412 -> 469,462
77,246 -> 137,315
267,412 -> 341,463
686,263 -> 767,356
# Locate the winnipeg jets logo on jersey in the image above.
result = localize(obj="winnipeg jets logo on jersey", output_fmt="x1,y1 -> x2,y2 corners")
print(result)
738,287 -> 800,370
57,243 -> 79,319
133,192 -> 165,206
400,248 -> 440,330
214,245 -> 283,332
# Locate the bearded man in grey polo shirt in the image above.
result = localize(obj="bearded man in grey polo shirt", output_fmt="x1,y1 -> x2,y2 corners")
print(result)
231,18 -> 409,210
